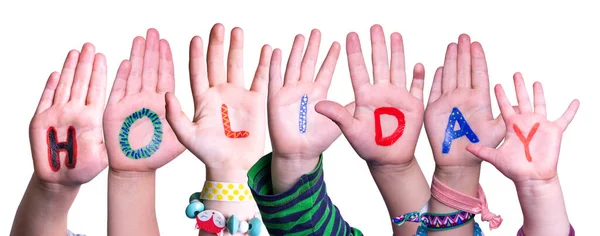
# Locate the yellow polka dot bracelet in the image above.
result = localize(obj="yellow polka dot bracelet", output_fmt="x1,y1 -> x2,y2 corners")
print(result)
199,181 -> 254,202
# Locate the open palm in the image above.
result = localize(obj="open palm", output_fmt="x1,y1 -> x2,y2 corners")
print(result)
166,24 -> 270,171
316,25 -> 425,165
103,29 -> 185,172
467,73 -> 579,182
424,34 -> 505,167
29,43 -> 107,186
268,29 -> 343,158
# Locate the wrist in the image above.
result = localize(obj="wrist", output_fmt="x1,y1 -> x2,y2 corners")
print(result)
109,167 -> 156,180
433,165 -> 481,196
368,156 -> 418,177
32,174 -> 80,196
515,176 -> 562,200
206,167 -> 249,183
271,152 -> 320,194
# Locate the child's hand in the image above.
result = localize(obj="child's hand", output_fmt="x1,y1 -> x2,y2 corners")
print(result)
424,34 -> 504,169
316,25 -> 424,166
268,29 -> 342,161
165,24 -> 271,179
103,29 -> 185,172
29,43 -> 108,186
467,73 -> 579,183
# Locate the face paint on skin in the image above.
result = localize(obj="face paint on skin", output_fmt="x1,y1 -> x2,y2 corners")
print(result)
442,107 -> 479,154
513,122 -> 540,162
221,104 -> 250,138
299,95 -> 308,134
374,107 -> 406,146
47,126 -> 77,172
119,108 -> 163,159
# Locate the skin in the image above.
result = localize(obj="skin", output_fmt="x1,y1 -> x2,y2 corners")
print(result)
467,74 -> 579,236
424,34 -> 506,235
11,43 -> 108,236
165,23 -> 272,236
315,24 -> 430,236
104,29 -> 185,236
267,28 -> 346,193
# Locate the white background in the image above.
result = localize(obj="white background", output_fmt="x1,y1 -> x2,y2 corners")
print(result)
1,0 -> 598,235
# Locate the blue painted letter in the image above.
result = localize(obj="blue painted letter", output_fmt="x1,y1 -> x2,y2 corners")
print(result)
442,107 -> 479,154
299,95 -> 308,133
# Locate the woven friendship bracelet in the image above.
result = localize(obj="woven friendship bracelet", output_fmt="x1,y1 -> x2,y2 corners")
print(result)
420,211 -> 475,231
416,222 -> 484,236
200,181 -> 254,202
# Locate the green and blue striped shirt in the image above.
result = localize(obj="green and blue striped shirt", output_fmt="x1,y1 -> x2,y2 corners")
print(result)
248,153 -> 362,236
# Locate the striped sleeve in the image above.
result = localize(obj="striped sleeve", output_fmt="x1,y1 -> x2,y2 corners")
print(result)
247,153 -> 362,236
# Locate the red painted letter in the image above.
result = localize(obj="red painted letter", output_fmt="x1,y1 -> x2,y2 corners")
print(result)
221,104 -> 250,138
513,122 -> 540,162
374,107 -> 406,146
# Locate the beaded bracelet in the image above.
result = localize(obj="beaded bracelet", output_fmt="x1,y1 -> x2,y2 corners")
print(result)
415,222 -> 484,236
393,210 -> 475,231
186,192 -> 263,236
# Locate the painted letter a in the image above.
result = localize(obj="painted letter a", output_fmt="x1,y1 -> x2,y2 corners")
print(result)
442,107 -> 479,154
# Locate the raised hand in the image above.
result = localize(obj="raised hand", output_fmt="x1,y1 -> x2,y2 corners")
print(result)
165,24 -> 271,176
316,25 -> 424,166
467,73 -> 579,182
103,29 -> 184,172
268,29 -> 342,161
424,34 -> 504,168
29,43 -> 108,186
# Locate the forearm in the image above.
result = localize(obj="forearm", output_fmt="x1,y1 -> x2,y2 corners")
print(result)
428,165 -> 481,236
199,168 -> 258,236
271,152 -> 319,194
369,157 -> 430,235
11,174 -> 79,236
108,168 -> 158,236
516,176 -> 570,236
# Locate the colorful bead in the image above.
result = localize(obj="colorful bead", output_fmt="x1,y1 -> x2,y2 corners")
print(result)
185,200 -> 205,219
196,210 -> 226,234
189,192 -> 202,203
226,214 -> 240,233
238,221 -> 249,233
247,216 -> 262,236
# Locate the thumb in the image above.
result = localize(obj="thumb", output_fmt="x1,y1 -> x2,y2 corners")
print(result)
315,100 -> 354,132
466,144 -> 499,166
165,92 -> 194,146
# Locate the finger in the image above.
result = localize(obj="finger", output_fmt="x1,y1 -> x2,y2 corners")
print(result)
53,50 -> 79,105
495,105 -> 520,128
314,42 -> 341,95
70,43 -> 96,104
533,81 -> 547,117
457,34 -> 472,88
157,39 -> 175,93
207,23 -> 226,87
555,99 -> 580,131
427,66 -> 443,104
390,32 -> 406,87
513,72 -> 532,113
466,144 -> 499,166
409,63 -> 425,102
35,72 -> 60,114
142,29 -> 160,91
346,32 -> 370,90
107,60 -> 131,105
86,53 -> 107,109
189,36 -> 209,108
268,48 -> 283,96
126,36 -> 145,94
250,44 -> 272,96
283,34 -> 305,86
441,43 -> 458,93
299,29 -> 321,82
370,24 -> 390,84
494,84 -> 516,117
315,100 -> 354,132
471,42 -> 490,91
227,27 -> 244,87
165,92 -> 195,146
